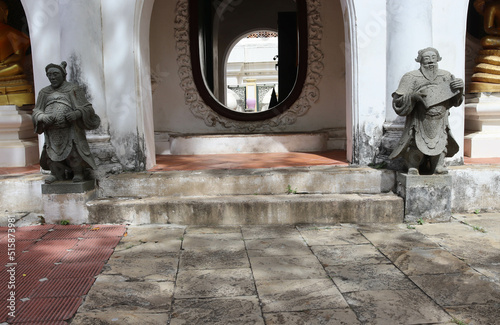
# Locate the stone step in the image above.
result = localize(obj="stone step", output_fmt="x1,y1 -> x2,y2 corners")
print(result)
86,193 -> 404,225
98,166 -> 396,198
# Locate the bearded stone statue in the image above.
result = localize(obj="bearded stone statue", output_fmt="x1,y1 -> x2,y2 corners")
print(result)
390,48 -> 464,175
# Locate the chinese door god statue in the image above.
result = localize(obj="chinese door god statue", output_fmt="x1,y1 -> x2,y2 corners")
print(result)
32,61 -> 100,184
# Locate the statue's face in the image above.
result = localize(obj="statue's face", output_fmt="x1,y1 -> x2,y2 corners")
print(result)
46,68 -> 65,89
420,51 -> 438,70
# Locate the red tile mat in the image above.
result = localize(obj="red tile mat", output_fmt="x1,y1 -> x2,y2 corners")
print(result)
0,279 -> 40,301
15,249 -> 68,266
73,236 -> 122,250
41,229 -> 88,240
60,248 -> 115,263
13,231 -> 48,241
6,263 -> 58,283
46,261 -> 105,279
10,296 -> 83,323
28,239 -> 80,251
30,277 -> 96,298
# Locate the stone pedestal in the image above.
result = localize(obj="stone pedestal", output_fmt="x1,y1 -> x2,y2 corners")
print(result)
464,93 -> 500,158
0,105 -> 38,167
42,180 -> 96,224
396,173 -> 452,223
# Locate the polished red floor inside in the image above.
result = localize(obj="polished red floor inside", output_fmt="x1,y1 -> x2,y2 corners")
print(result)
1,150 -> 500,175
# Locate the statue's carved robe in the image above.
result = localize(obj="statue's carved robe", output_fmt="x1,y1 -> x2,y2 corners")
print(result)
32,81 -> 100,170
389,69 -> 462,160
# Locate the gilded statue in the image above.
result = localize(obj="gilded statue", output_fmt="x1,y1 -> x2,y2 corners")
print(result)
390,48 -> 464,175
32,61 -> 101,184
0,0 -> 34,105
470,0 -> 500,92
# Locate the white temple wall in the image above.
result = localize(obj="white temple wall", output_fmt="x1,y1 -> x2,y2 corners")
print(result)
345,0 -> 387,165
21,0 -> 61,156
150,0 -> 346,137
101,0 -> 155,170
431,0 -> 469,163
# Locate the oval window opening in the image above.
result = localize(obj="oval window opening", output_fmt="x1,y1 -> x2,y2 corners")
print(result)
189,0 -> 308,121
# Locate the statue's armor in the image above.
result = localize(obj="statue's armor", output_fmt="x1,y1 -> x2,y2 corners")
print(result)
44,92 -> 75,162
415,104 -> 448,156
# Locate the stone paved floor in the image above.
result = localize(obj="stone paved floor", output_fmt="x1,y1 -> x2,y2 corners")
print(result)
67,213 -> 500,325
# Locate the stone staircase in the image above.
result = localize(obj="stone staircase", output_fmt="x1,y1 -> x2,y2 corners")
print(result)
87,165 -> 404,225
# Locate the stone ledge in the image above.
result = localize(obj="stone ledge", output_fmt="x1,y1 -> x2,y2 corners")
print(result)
42,180 -> 96,194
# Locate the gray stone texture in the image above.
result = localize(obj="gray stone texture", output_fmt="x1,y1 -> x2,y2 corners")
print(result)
70,216 -> 500,324
397,172 -> 452,223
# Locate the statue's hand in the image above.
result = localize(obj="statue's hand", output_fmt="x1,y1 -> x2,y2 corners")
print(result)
411,91 -> 426,103
65,110 -> 81,122
42,114 -> 55,125
450,78 -> 464,92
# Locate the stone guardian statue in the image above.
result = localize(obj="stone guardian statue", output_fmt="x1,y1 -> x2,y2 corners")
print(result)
32,61 -> 100,184
389,48 -> 464,175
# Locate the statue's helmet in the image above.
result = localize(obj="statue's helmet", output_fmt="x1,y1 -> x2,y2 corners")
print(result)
45,61 -> 68,78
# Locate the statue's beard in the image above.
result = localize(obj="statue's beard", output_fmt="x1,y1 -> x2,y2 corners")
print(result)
421,63 -> 438,80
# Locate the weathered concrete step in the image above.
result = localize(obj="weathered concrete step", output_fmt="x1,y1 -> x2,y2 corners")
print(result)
98,166 -> 396,198
87,193 -> 404,225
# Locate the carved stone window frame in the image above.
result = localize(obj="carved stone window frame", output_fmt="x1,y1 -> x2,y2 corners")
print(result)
175,0 -> 323,131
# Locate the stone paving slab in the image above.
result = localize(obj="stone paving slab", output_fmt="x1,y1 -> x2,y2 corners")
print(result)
246,237 -> 311,257
170,297 -> 265,325
78,277 -> 174,312
180,247 -> 249,269
250,255 -> 328,281
182,233 -> 245,250
256,278 -> 348,312
344,289 -> 452,324
102,252 -> 179,281
326,263 -> 417,292
263,309 -> 362,325
446,303 -> 500,325
386,247 -> 471,276
175,268 -> 255,298
71,311 -> 170,325
241,225 -> 299,239
298,225 -> 370,246
410,270 -> 500,306
311,244 -> 390,266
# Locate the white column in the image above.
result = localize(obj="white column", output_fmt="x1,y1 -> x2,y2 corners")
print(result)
59,0 -> 108,132
432,0 -> 469,162
19,0 -> 63,163
346,0 -> 387,165
385,0 -> 432,123
101,0 -> 155,170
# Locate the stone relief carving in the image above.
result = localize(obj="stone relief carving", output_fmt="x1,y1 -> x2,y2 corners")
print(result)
174,0 -> 323,131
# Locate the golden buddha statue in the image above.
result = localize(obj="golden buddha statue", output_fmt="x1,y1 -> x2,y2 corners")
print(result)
470,0 -> 500,92
0,0 -> 34,106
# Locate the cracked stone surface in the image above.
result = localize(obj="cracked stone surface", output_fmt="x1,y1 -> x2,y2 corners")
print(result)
68,214 -> 500,324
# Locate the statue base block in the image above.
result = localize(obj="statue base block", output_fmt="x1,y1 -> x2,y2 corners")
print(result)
42,180 -> 96,224
396,173 -> 452,223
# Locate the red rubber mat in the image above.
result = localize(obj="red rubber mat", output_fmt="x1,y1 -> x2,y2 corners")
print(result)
11,297 -> 83,323
0,224 -> 126,324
